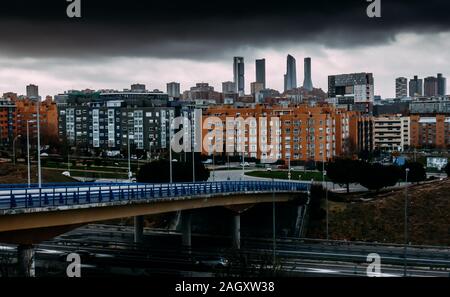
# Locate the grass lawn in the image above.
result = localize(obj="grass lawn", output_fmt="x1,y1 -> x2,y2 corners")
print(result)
245,170 -> 329,181
0,164 -> 78,184
42,169 -> 79,183
67,170 -> 128,179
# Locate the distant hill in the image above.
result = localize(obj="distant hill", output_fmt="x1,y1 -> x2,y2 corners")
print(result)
307,179 -> 450,246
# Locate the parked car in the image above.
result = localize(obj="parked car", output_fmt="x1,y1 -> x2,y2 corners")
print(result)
194,256 -> 229,268
240,162 -> 250,167
266,167 -> 272,171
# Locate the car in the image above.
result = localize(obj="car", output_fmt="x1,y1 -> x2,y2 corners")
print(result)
240,162 -> 250,167
194,256 -> 229,269
266,167 -> 272,171
58,250 -> 95,262
62,171 -> 71,177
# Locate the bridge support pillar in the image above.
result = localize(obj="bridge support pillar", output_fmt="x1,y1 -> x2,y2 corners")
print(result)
232,214 -> 241,250
17,244 -> 35,277
134,215 -> 144,244
181,211 -> 192,248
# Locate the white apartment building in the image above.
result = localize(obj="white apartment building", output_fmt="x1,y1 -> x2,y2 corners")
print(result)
373,115 -> 410,152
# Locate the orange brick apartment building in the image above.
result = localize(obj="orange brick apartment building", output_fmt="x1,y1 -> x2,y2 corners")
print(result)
410,115 -> 450,149
202,104 -> 361,162
13,97 -> 59,142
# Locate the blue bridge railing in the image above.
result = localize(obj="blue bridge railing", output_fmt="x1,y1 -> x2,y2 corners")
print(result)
0,181 -> 310,211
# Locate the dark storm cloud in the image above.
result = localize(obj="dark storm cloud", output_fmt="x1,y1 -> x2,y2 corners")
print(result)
0,0 -> 450,60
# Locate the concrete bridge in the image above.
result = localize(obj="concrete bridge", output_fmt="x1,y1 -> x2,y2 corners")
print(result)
0,180 -> 309,276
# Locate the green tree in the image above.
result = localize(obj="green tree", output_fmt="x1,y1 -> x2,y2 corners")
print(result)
359,163 -> 401,192
326,159 -> 362,193
402,162 -> 426,184
309,184 -> 326,220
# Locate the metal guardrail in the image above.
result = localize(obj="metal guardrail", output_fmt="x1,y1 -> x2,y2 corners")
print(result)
0,181 -> 309,211
0,182 -> 143,190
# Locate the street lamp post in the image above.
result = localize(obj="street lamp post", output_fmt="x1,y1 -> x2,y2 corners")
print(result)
212,152 -> 215,182
191,112 -> 195,183
169,118 -> 173,184
67,147 -> 70,175
27,121 -> 31,187
287,156 -> 291,180
127,128 -> 132,182
36,100 -> 42,188
404,167 -> 410,277
272,177 -> 276,265
12,135 -> 21,165
323,151 -> 328,240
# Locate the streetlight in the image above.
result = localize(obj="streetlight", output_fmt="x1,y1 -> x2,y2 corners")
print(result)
127,127 -> 132,182
287,156 -> 291,180
12,134 -> 22,165
169,116 -> 173,184
36,100 -> 42,188
272,177 -> 276,265
404,167 -> 410,277
322,151 -> 328,240
25,120 -> 37,186
191,113 -> 195,183
27,121 -> 31,186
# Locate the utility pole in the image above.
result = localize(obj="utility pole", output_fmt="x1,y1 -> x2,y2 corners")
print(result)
37,100 -> 42,188
272,178 -> 276,265
127,126 -> 132,182
27,121 -> 30,187
212,152 -> 215,182
13,135 -> 21,165
169,115 -> 173,184
404,168 -> 410,277
191,111 -> 195,183
323,137 -> 328,240
67,146 -> 70,174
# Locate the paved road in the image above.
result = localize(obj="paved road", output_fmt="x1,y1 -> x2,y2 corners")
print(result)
13,223 -> 445,277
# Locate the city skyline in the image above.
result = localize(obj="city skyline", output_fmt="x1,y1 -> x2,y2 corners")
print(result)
1,43 -> 450,99
1,1 -> 450,99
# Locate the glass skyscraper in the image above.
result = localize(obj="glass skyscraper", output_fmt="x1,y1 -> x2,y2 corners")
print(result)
255,58 -> 266,89
233,57 -> 245,96
284,54 -> 297,92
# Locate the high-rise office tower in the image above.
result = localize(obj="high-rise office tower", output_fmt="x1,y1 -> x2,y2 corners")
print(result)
437,73 -> 447,96
409,76 -> 423,97
424,76 -> 438,97
284,55 -> 297,92
233,57 -> 245,96
328,73 -> 374,102
303,57 -> 313,91
222,81 -> 236,94
26,84 -> 39,99
255,59 -> 266,89
395,77 -> 408,98
166,82 -> 181,98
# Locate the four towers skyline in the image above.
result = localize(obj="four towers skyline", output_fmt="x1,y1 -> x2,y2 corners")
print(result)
233,54 -> 314,95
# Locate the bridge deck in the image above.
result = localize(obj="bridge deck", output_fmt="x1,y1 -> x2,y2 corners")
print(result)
0,181 -> 310,212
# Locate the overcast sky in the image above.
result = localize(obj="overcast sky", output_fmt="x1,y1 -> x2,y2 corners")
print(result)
0,0 -> 450,98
